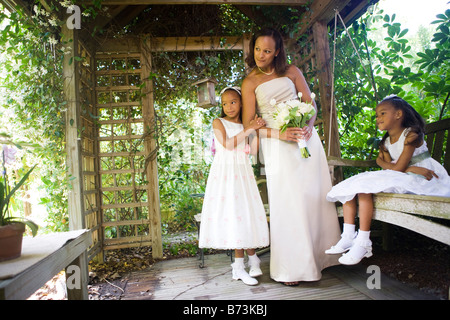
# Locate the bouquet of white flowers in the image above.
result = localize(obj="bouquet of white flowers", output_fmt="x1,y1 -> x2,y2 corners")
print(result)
271,92 -> 316,158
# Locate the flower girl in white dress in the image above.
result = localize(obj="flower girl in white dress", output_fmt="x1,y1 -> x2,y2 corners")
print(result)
326,95 -> 450,265
199,87 -> 269,285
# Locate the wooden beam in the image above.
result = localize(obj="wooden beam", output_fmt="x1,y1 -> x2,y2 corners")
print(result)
312,20 -> 340,158
243,33 -> 251,73
88,5 -> 128,31
140,37 -> 163,259
372,208 -> 450,246
0,0 -> 32,15
153,36 -> 244,52
62,25 -> 86,231
97,36 -> 244,53
109,5 -> 148,30
296,0 -> 351,36
82,0 -> 309,5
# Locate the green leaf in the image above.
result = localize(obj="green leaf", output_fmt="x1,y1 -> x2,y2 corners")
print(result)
398,29 -> 408,38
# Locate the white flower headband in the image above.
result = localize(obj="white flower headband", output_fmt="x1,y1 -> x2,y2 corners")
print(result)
219,86 -> 241,96
381,94 -> 400,101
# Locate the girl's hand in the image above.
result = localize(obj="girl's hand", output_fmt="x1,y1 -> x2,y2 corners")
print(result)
248,114 -> 265,130
406,166 -> 439,180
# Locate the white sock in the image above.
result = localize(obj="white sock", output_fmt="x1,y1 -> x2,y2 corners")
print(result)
343,223 -> 356,236
356,230 -> 371,243
337,223 -> 356,247
234,257 -> 245,266
347,230 -> 371,259
248,254 -> 260,265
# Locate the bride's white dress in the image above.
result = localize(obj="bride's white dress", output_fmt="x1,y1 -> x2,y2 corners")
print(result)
255,77 -> 341,282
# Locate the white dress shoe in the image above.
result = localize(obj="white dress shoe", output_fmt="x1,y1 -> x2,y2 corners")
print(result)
248,255 -> 263,277
231,263 -> 258,286
325,231 -> 357,254
338,240 -> 373,265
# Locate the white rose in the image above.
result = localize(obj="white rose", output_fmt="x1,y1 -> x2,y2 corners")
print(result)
277,105 -> 290,124
286,99 -> 299,109
298,102 -> 312,115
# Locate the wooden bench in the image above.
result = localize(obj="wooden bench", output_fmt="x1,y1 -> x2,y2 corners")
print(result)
0,229 -> 92,300
327,118 -> 450,247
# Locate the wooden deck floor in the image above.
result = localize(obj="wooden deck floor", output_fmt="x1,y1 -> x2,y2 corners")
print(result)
121,252 -> 438,300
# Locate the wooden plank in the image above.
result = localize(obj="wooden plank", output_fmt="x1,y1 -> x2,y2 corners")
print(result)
121,252 -> 437,300
425,117 -> 450,134
99,151 -> 147,157
0,230 -> 92,300
374,193 -> 450,219
102,219 -> 151,227
295,0 -> 351,35
102,202 -> 149,209
327,156 -> 377,167
312,21 -> 340,158
97,36 -> 244,53
140,38 -> 163,259
123,253 -> 369,300
62,25 -> 86,231
372,208 -> 450,246
83,0 -> 310,5
329,264 -> 437,300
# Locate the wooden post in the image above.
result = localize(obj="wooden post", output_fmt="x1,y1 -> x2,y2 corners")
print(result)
62,24 -> 86,230
140,37 -> 163,259
243,33 -> 251,73
312,20 -> 342,183
66,251 -> 89,300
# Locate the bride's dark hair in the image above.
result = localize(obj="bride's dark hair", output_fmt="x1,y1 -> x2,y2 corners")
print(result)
245,28 -> 288,76
379,95 -> 425,151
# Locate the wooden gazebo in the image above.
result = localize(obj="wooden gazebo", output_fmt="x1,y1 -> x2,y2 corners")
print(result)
2,0 -> 379,262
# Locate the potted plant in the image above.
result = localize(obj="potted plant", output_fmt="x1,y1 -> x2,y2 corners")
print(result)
0,144 -> 38,262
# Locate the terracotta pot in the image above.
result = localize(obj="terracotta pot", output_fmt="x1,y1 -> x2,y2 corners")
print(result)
0,223 -> 26,262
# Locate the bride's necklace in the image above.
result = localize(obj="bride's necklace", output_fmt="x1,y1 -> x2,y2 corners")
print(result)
257,66 -> 274,76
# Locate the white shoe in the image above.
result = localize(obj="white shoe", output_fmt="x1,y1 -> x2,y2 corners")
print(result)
248,255 -> 263,277
325,231 -> 357,254
338,240 -> 373,265
232,263 -> 258,286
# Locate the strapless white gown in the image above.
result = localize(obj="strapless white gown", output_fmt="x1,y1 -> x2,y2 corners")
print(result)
255,77 -> 341,282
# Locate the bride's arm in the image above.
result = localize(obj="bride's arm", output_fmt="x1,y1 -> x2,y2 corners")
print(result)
288,66 -> 316,141
241,76 -> 300,142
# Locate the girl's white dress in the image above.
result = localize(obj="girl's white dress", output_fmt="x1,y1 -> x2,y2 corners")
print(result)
199,118 -> 270,250
255,77 -> 341,282
327,128 -> 450,203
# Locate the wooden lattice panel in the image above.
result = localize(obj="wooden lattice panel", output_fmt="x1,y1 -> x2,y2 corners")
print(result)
78,41 -> 102,261
95,53 -> 152,250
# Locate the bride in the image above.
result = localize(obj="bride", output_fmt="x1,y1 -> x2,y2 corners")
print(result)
241,28 -> 341,285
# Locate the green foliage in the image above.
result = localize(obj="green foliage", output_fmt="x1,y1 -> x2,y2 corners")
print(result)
0,3 -> 69,232
0,148 -> 38,236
